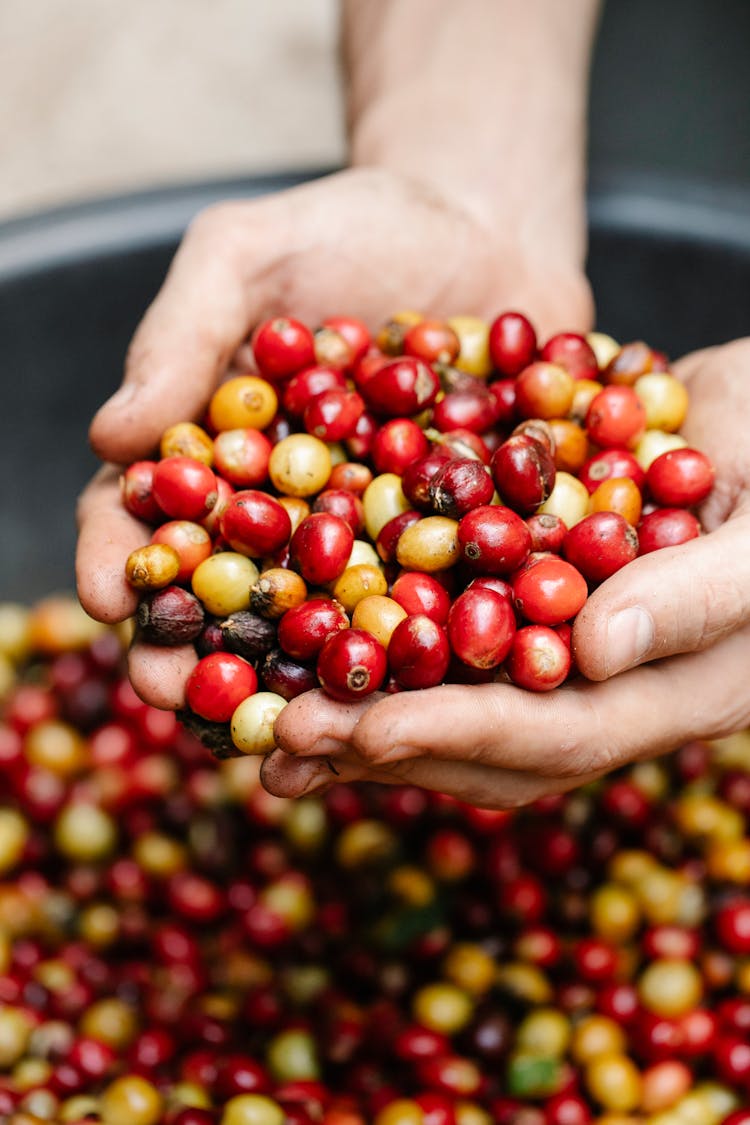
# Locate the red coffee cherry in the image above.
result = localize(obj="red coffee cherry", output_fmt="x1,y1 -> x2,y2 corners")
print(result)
252,316 -> 316,380
447,586 -> 516,669
563,511 -> 639,584
186,653 -> 258,722
488,311 -> 537,376
512,556 -> 588,625
317,629 -> 387,701
646,448 -> 715,507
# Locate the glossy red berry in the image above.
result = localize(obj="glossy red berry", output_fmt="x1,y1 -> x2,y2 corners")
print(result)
432,390 -> 497,435
252,316 -> 316,380
457,505 -> 532,574
290,513 -> 354,586
213,427 -> 272,487
388,615 -> 451,689
371,418 -> 429,476
488,311 -> 537,376
220,490 -> 292,557
403,319 -> 460,364
506,625 -> 571,690
448,586 -> 516,669
429,459 -> 494,519
637,508 -> 701,554
320,315 -> 371,365
512,556 -> 588,625
390,572 -> 451,625
402,448 -> 455,510
491,434 -> 556,514
563,511 -> 638,584
646,447 -> 715,507
540,332 -> 598,380
526,513 -> 567,554
282,366 -> 347,417
375,510 -> 422,563
514,362 -> 575,420
585,385 -> 647,449
152,457 -> 218,521
579,448 -> 646,494
361,357 -> 439,416
303,389 -> 365,442
121,461 -> 163,523
278,597 -> 349,661
317,629 -> 388,701
185,653 -> 257,722
312,489 -> 365,536
715,898 -> 750,954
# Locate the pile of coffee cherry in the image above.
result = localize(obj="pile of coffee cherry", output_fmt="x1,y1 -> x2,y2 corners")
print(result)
120,311 -> 714,756
1,597 -> 750,1124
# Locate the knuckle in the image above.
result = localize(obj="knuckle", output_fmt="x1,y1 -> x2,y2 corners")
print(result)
186,200 -> 248,245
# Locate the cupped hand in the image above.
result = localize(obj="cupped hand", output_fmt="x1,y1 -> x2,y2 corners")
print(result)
269,338 -> 750,807
76,166 -> 591,708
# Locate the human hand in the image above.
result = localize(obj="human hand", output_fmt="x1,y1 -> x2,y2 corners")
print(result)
76,167 -> 591,709
267,338 -> 750,808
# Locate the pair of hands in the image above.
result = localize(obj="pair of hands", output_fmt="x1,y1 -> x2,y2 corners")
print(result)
76,168 -> 750,809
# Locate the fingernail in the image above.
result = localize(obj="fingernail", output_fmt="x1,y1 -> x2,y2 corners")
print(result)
605,607 -> 654,676
301,769 -> 334,796
311,736 -> 346,756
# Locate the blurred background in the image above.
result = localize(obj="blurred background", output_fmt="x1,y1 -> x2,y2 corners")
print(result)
2,0 -> 750,600
2,0 -> 750,219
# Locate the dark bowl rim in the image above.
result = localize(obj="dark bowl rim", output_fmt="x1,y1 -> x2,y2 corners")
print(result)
2,169 -> 750,284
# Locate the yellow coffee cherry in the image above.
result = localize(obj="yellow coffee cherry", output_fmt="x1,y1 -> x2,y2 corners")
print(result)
100,1075 -> 163,1125
0,808 -> 29,873
192,552 -> 259,616
448,315 -> 492,377
634,372 -> 689,432
221,1094 -> 286,1125
585,1053 -> 642,1112
538,471 -> 589,527
571,1015 -> 626,1064
208,375 -> 278,432
413,982 -> 473,1034
638,959 -> 703,1018
515,1008 -> 571,1057
363,473 -> 410,540
269,434 -> 331,497
442,943 -> 496,996
590,883 -> 641,942
54,804 -> 116,862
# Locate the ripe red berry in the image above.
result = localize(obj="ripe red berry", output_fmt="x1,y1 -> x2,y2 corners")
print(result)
579,448 -> 646,494
715,898 -> 750,955
391,572 -> 451,625
646,447 -> 715,507
563,511 -> 639,584
361,357 -> 439,416
312,489 -> 365,536
317,629 -> 388,701
432,390 -> 497,435
220,490 -> 292,557
402,448 -> 456,510
282,366 -> 347,417
506,624 -> 571,690
514,361 -> 575,420
637,508 -> 701,555
252,316 -> 316,380
488,311 -> 537,376
526,513 -> 567,554
371,418 -> 429,476
278,598 -> 349,661
152,457 -> 218,521
388,615 -> 451,689
429,459 -> 495,519
491,434 -> 556,514
186,653 -> 258,722
290,513 -> 354,586
303,388 -> 365,443
448,586 -> 516,669
512,556 -> 588,625
585,385 -> 647,449
403,319 -> 460,364
458,505 -> 532,574
540,331 -> 598,380
121,460 -> 163,523
213,427 -> 273,487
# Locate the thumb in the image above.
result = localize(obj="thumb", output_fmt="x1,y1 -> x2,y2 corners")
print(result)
89,200 -> 277,463
573,514 -> 750,680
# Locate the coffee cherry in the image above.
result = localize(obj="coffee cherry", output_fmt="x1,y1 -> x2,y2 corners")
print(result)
515,362 -> 575,420
372,419 -> 429,476
637,508 -> 701,555
506,625 -> 571,691
403,319 -> 460,364
152,457 -> 218,521
634,371 -> 689,431
125,544 -> 180,591
261,650 -> 318,701
209,374 -> 279,432
362,358 -> 439,416
191,553 -> 259,617
432,391 -> 497,435
525,513 -> 567,554
220,492 -> 292,558
136,587 -> 204,645
99,1074 -> 163,1125
388,615 -> 451,689
488,311 -> 537,376
646,448 -> 715,507
512,556 -> 588,625
391,572 -> 451,625
186,654 -> 258,722
549,419 -> 589,475
304,390 -> 365,443
588,477 -> 643,526
586,386 -> 647,450
429,459 -> 494,519
213,428 -> 273,487
634,428 -> 688,470
231,693 -> 287,755
715,898 -> 750,954
491,435 -> 556,514
579,449 -> 646,495
250,569 -> 307,620
120,461 -> 163,523
540,332 -> 598,380
376,511 -> 422,564
252,317 -> 315,381
448,587 -> 516,669
278,598 -> 349,661
396,517 -> 460,573
351,595 -> 408,649
363,473 -> 411,540
269,435 -> 332,497
328,460 -> 373,496
402,448 -> 455,511
563,512 -> 638,584
290,513 -> 354,586
151,520 -> 213,582
317,630 -> 388,701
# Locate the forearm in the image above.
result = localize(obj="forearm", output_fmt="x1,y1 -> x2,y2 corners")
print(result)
343,0 -> 600,268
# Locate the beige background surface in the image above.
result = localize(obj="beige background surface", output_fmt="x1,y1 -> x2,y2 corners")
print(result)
0,0 -> 346,220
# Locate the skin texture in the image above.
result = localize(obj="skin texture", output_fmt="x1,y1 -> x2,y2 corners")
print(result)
76,1 -> 750,807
